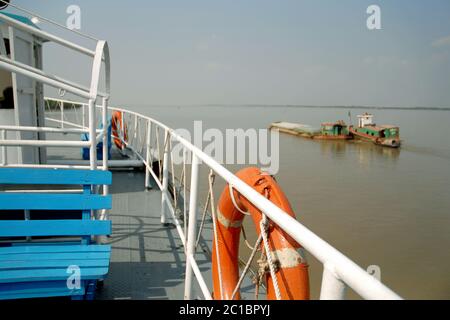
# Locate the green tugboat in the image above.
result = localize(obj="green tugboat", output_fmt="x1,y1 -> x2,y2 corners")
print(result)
349,113 -> 401,148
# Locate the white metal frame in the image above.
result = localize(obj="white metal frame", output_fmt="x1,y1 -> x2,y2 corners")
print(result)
0,13 -> 111,207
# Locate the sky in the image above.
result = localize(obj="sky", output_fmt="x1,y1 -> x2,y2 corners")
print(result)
7,0 -> 450,107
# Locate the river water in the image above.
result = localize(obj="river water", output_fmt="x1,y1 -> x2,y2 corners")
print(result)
130,105 -> 450,299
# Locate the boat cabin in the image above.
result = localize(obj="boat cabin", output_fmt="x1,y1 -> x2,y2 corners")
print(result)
0,13 -> 46,165
355,125 -> 399,139
354,113 -> 399,139
320,120 -> 349,136
357,113 -> 374,128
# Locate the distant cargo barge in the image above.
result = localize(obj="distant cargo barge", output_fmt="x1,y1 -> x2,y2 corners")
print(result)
270,113 -> 401,148
270,120 -> 352,140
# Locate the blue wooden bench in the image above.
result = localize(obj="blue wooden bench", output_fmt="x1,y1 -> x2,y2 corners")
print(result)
0,168 -> 112,300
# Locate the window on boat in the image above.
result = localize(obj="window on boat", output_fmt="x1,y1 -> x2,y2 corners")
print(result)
0,38 -> 14,109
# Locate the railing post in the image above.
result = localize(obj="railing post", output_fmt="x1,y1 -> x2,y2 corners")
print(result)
320,263 -> 347,300
183,147 -> 187,238
160,130 -> 169,224
145,120 -> 152,189
133,114 -> 138,149
88,98 -> 97,170
184,154 -> 200,300
1,129 -> 6,165
82,104 -> 86,129
99,97 -> 109,222
101,98 -> 108,170
60,100 -> 64,129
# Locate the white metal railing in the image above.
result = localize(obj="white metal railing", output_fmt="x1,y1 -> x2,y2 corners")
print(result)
0,11 -> 110,171
0,9 -> 111,222
43,97 -> 402,300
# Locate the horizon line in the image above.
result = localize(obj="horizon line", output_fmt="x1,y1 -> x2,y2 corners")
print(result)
115,104 -> 450,111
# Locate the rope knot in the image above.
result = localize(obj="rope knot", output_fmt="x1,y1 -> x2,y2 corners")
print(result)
253,254 -> 280,287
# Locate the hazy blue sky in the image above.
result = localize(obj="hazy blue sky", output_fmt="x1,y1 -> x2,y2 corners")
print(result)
9,0 -> 450,107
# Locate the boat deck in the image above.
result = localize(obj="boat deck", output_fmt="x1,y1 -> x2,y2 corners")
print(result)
97,170 -> 258,300
96,170 -> 200,299
40,137 -> 261,300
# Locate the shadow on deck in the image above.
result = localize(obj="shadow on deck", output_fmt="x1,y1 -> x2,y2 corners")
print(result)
98,171 -> 211,300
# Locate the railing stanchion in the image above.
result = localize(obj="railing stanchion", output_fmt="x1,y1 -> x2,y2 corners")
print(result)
145,120 -> 152,189
160,130 -> 169,224
184,154 -> 200,300
183,147 -> 187,243
320,263 -> 347,300
133,114 -> 138,149
1,129 -> 6,165
60,100 -> 64,129
99,97 -> 109,222
82,104 -> 86,128
88,98 -> 97,170
101,97 -> 108,172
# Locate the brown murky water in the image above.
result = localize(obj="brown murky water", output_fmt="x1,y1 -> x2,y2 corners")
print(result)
131,105 -> 450,299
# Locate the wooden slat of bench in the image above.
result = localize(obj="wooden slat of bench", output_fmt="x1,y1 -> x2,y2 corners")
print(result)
0,267 -> 109,283
0,281 -> 85,300
0,259 -> 110,270
0,251 -> 110,261
0,220 -> 111,237
0,168 -> 112,185
0,194 -> 112,210
0,244 -> 110,255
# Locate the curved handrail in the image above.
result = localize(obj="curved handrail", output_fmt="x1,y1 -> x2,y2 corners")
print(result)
113,107 -> 402,300
44,97 -> 403,300
90,40 -> 110,100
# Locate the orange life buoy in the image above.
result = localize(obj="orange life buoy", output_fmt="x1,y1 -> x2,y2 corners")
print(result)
111,111 -> 128,150
212,167 -> 310,300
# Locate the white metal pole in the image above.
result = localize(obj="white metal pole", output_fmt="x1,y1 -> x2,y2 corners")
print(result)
0,13 -> 97,58
0,125 -> 89,134
160,131 -> 169,224
0,58 -> 91,99
102,97 -> 108,172
88,99 -> 97,170
99,97 -> 109,221
320,264 -> 347,300
0,140 -> 90,147
133,114 -> 138,149
82,104 -> 86,129
1,129 -> 6,165
188,255 -> 213,300
60,101 -> 64,129
183,147 -> 187,244
145,120 -> 152,189
184,154 -> 200,300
